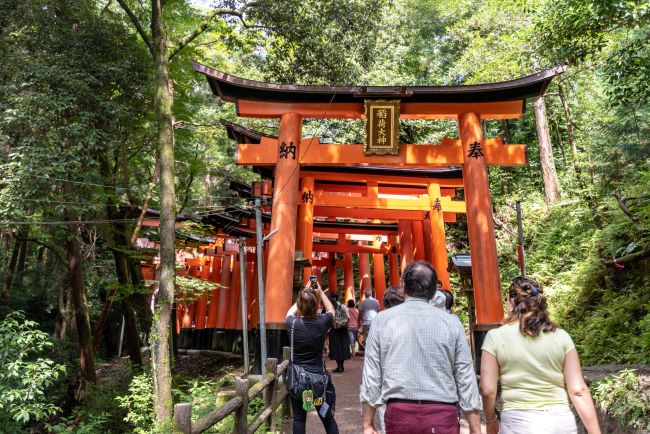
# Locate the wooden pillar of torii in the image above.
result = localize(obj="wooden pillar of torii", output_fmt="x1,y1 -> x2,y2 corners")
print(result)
195,61 -> 561,357
264,113 -> 302,343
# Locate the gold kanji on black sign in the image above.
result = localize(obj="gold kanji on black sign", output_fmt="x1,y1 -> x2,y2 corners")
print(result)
364,99 -> 400,155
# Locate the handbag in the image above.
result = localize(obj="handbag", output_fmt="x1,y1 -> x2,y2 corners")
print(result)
285,317 -> 329,403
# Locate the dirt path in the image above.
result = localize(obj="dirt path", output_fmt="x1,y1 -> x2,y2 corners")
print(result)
289,357 -> 485,434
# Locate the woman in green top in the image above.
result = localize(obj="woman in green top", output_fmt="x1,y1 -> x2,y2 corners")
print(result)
480,277 -> 601,434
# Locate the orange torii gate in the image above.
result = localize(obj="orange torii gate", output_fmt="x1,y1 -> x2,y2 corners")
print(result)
195,62 -> 561,358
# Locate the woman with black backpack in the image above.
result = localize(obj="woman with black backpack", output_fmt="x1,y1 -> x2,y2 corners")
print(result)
286,282 -> 340,434
328,292 -> 351,373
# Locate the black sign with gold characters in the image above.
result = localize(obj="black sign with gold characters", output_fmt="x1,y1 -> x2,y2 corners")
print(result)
364,100 -> 400,155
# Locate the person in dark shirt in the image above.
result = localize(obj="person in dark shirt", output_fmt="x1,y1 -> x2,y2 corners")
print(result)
328,292 -> 350,372
286,282 -> 340,434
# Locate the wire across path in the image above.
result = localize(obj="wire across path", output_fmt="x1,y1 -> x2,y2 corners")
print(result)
289,357 -> 485,434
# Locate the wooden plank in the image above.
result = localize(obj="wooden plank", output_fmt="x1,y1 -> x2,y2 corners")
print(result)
246,407 -> 273,434
314,192 -> 466,213
312,243 -> 390,254
313,206 -> 458,222
174,403 -> 192,434
305,172 -> 464,187
191,396 -> 243,434
236,137 -> 525,167
313,225 -> 398,235
236,99 -> 525,120
315,183 -> 457,196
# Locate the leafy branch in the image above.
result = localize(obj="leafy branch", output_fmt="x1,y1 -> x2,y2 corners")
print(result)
115,0 -> 153,56
168,1 -> 259,60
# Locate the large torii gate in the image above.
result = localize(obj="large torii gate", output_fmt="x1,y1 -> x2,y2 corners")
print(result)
195,62 -> 560,356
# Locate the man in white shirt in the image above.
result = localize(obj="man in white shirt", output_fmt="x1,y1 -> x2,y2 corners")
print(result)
360,261 -> 482,434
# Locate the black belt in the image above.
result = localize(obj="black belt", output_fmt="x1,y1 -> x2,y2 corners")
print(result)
387,399 -> 457,406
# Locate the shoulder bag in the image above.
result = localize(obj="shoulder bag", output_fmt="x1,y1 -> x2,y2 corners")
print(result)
285,317 -> 329,401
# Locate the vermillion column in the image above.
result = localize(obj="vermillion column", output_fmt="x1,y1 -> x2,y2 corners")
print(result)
358,251 -> 371,297
398,220 -> 414,272
194,259 -> 210,331
265,113 -> 302,330
387,235 -> 400,286
411,221 -> 426,261
343,252 -> 355,302
422,220 -> 433,264
206,251 -> 222,329
427,183 -> 451,289
216,255 -> 231,330
227,260 -> 241,330
296,176 -> 315,283
459,112 -> 503,324
326,253 -> 337,292
372,239 -> 386,308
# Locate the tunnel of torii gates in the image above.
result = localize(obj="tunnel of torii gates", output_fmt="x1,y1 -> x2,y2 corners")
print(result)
139,63 -> 561,366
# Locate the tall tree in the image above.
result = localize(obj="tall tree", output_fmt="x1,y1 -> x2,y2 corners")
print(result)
114,0 -> 387,423
533,96 -> 561,203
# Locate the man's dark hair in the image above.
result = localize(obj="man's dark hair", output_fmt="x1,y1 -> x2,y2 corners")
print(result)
402,261 -> 437,300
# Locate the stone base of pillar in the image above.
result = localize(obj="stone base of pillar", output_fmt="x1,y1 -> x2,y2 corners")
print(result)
178,328 -> 195,349
209,329 -> 227,351
253,325 -> 289,374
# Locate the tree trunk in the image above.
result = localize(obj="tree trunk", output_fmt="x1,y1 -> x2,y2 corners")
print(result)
500,119 -> 510,144
15,227 -> 29,289
557,80 -> 586,186
122,299 -> 142,363
106,251 -> 143,366
126,258 -> 152,344
533,96 -> 561,203
551,116 -> 568,166
1,235 -> 20,305
204,173 -> 211,207
64,182 -> 97,383
55,283 -> 72,341
151,0 -> 176,424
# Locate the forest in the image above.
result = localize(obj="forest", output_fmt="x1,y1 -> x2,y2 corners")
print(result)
0,0 -> 648,432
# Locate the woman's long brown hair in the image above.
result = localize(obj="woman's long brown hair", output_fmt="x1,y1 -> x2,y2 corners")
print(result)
505,277 -> 558,337
296,288 -> 319,318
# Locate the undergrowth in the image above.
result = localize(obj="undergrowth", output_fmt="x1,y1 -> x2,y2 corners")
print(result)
591,369 -> 650,431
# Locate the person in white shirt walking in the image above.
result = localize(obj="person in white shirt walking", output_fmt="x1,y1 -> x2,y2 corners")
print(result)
360,261 -> 482,434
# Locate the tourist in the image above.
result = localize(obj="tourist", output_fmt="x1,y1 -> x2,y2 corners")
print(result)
360,261 -> 482,434
358,288 -> 380,338
346,299 -> 361,357
286,283 -> 339,434
377,284 -> 404,434
328,293 -> 350,372
480,277 -> 601,434
430,279 -> 447,310
382,285 -> 404,309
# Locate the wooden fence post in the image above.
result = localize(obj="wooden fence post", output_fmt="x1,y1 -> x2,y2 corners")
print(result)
174,402 -> 192,434
233,377 -> 250,434
282,346 -> 291,424
264,357 -> 279,431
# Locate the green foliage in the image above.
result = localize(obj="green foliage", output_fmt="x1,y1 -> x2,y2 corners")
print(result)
46,412 -> 110,434
252,0 -> 389,85
0,312 -> 66,429
591,369 -> 650,431
115,371 -> 155,434
176,276 -> 220,302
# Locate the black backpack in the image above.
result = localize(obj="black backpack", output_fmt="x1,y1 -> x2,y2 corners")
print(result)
332,303 -> 349,329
